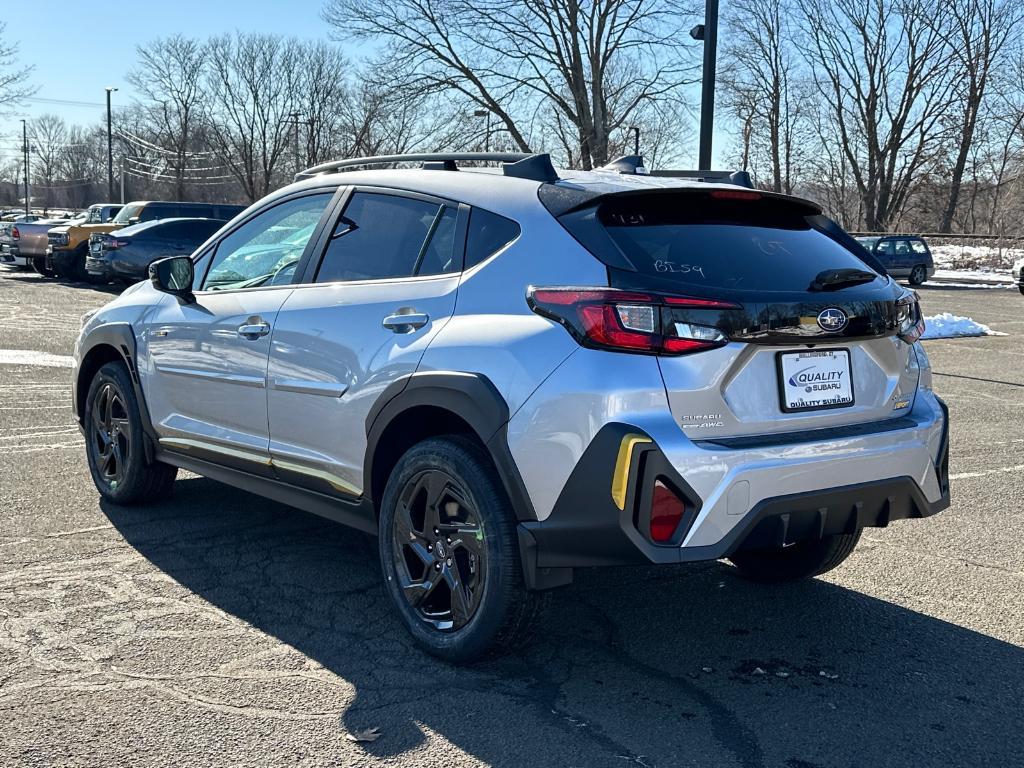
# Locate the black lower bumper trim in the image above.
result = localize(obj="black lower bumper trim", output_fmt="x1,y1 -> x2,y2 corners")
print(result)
520,415 -> 950,575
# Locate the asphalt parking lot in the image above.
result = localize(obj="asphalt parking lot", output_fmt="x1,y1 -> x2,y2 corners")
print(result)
1,270 -> 1021,768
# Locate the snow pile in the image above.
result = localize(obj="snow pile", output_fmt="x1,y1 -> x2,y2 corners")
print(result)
930,244 -> 1019,275
921,313 -> 1007,340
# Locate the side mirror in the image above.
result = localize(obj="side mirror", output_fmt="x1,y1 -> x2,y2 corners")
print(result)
129,217 -> 140,225
149,256 -> 195,301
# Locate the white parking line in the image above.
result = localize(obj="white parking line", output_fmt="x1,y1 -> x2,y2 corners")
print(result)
0,349 -> 74,368
949,464 -> 1024,480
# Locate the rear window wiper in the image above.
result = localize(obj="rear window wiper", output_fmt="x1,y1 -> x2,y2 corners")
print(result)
808,268 -> 878,291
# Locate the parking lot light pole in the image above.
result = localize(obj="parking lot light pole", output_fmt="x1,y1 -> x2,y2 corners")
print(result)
105,87 -> 118,203
21,119 -> 30,215
690,0 -> 719,170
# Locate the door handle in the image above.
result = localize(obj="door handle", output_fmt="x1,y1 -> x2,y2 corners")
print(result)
237,319 -> 271,339
382,310 -> 429,333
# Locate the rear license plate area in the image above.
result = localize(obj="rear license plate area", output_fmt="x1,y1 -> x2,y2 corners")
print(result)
777,349 -> 854,412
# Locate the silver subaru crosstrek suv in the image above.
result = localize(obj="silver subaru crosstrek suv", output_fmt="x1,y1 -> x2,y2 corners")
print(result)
73,153 -> 950,662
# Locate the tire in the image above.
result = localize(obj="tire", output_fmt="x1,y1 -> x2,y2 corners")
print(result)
31,256 -> 56,277
84,361 -> 177,505
908,265 -> 927,285
379,435 -> 543,663
52,248 -> 81,281
729,529 -> 862,583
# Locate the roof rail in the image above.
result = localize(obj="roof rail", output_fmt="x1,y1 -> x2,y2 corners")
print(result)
648,169 -> 754,189
295,152 -> 553,182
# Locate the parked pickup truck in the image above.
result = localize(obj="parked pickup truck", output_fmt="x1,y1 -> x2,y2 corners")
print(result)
1,215 -> 81,274
45,204 -> 123,281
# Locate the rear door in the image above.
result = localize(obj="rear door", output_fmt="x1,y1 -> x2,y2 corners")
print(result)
588,191 -> 920,440
265,188 -> 465,497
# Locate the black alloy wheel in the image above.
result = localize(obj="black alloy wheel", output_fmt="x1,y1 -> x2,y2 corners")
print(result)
90,381 -> 131,490
391,468 -> 486,631
84,361 -> 177,504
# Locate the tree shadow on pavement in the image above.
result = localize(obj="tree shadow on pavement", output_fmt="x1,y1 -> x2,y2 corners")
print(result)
102,477 -> 1021,768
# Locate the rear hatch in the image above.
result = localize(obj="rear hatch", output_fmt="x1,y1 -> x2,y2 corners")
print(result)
542,186 -> 924,441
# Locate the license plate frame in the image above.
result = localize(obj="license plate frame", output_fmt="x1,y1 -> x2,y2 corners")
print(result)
776,348 -> 855,413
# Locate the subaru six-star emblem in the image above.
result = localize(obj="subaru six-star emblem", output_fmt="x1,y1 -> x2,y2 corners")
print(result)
817,307 -> 848,332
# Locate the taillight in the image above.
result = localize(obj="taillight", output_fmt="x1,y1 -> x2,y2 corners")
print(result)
528,287 -> 737,355
650,480 -> 686,542
897,290 -> 924,344
11,226 -> 19,239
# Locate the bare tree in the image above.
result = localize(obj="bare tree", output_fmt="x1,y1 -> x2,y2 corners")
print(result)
128,36 -> 210,201
0,22 -> 34,111
323,0 -> 696,169
28,114 -> 67,214
721,0 -> 806,193
205,34 -> 301,201
798,0 -> 956,230
933,0 -> 1023,232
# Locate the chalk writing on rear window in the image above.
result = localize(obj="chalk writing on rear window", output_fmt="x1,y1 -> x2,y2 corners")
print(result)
654,260 -> 706,278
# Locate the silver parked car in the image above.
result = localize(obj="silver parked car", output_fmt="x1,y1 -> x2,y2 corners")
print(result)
73,153 -> 950,662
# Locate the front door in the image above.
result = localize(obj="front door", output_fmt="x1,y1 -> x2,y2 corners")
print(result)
139,191 -> 337,472
266,190 -> 465,497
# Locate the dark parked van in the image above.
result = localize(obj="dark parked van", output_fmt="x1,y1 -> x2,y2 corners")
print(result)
855,235 -> 935,285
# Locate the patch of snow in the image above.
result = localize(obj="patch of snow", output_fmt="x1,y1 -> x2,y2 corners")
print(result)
930,244 -> 1018,275
921,313 -> 1007,340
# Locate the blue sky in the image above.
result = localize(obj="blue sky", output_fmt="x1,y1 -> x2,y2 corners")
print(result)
0,1 -> 335,162
1,1 -> 726,168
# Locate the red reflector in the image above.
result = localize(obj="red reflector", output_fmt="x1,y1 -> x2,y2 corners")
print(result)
650,480 -> 685,542
709,189 -> 762,201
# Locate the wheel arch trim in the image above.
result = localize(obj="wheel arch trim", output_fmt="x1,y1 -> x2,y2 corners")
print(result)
364,371 -> 538,522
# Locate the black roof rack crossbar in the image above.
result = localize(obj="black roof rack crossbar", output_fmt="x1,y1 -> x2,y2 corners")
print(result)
295,152 -> 537,182
648,169 -> 754,189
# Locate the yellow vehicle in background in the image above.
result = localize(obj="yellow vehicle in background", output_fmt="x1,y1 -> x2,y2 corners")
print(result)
46,204 -> 123,281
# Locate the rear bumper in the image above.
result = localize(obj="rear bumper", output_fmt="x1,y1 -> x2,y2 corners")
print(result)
519,393 -> 949,576
1,244 -> 28,267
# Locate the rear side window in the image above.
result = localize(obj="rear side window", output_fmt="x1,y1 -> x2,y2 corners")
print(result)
911,240 -> 928,254
315,192 -> 453,283
465,208 -> 520,269
599,195 -> 878,292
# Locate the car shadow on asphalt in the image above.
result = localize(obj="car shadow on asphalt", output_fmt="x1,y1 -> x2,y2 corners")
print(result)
101,476 -> 1021,767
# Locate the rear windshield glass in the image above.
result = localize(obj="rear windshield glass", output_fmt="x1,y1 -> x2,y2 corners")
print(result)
600,195 -> 877,292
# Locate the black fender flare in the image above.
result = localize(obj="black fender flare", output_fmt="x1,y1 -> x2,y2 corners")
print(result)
75,322 -> 159,461
364,371 -> 537,523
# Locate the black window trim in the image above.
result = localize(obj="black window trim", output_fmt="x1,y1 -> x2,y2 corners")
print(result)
301,185 -> 470,286
193,185 -> 346,294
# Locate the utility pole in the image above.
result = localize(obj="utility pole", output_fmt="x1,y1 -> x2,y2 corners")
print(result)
120,157 -> 126,205
287,111 -> 303,176
106,87 -> 118,202
690,0 -> 719,170
21,119 -> 30,215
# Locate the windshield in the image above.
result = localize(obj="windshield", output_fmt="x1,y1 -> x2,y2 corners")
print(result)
112,204 -> 144,225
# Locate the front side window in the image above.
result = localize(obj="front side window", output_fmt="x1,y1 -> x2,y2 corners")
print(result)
315,192 -> 455,283
202,193 -> 333,291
